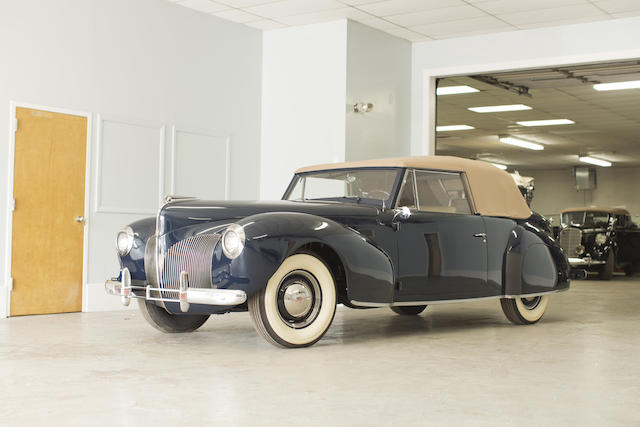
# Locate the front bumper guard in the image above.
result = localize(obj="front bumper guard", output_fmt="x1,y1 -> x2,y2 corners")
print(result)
567,257 -> 606,268
105,268 -> 247,312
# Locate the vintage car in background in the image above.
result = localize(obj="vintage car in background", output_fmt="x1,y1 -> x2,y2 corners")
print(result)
559,207 -> 640,279
106,156 -> 570,348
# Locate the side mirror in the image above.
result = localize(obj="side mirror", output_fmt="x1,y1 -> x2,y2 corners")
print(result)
393,206 -> 411,221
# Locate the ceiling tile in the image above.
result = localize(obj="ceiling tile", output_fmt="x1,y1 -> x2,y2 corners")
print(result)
244,19 -> 287,29
497,4 -> 608,26
387,5 -> 489,27
383,26 -> 431,41
212,9 -> 263,23
278,7 -> 372,25
217,0 -> 280,7
592,0 -> 640,14
474,0 -> 585,15
515,15 -> 612,29
176,0 -> 230,13
411,16 -> 512,37
245,0 -> 344,19
357,17 -> 402,30
338,0 -> 386,5
355,0 -> 463,17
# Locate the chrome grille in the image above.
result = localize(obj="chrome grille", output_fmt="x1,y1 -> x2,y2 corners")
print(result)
144,236 -> 158,287
558,227 -> 582,257
158,234 -> 220,297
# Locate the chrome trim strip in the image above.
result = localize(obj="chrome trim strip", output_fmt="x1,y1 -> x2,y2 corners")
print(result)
567,257 -> 606,267
350,289 -> 568,308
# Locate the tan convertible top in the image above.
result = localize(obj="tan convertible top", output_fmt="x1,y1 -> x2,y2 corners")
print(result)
295,156 -> 532,219
562,206 -> 630,215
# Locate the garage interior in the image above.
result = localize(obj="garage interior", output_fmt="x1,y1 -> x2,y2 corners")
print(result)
1,0 -> 640,425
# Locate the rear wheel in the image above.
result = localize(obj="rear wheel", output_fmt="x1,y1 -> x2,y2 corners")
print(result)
138,299 -> 210,333
390,305 -> 427,315
249,253 -> 337,348
599,251 -> 614,280
500,295 -> 549,325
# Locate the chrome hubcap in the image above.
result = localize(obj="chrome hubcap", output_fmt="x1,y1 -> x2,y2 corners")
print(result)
521,296 -> 541,310
276,270 -> 322,329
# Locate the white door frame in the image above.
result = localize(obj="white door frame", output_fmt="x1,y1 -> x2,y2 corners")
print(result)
3,101 -> 93,317
412,48 -> 640,157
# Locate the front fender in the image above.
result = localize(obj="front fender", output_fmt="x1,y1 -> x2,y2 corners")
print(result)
222,212 -> 394,304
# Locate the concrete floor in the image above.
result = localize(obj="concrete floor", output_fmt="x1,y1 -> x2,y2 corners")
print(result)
1,278 -> 639,426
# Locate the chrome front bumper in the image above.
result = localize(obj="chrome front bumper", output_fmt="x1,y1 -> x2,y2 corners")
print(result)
105,268 -> 247,312
567,257 -> 606,268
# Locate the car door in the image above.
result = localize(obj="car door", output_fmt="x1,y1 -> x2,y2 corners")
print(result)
394,169 -> 489,303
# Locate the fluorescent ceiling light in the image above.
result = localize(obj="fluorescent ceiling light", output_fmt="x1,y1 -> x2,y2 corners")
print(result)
579,156 -> 612,167
491,163 -> 508,170
517,119 -> 574,127
499,136 -> 544,151
436,125 -> 474,131
593,80 -> 640,91
468,104 -> 532,113
436,85 -> 479,95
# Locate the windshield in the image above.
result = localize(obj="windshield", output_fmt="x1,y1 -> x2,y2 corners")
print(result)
562,211 -> 610,228
284,168 -> 401,207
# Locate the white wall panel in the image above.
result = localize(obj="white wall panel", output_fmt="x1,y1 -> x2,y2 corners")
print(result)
171,128 -> 230,200
96,117 -> 165,214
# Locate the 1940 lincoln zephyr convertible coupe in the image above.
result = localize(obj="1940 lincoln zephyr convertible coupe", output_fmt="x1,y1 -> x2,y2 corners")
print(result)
106,156 -> 570,348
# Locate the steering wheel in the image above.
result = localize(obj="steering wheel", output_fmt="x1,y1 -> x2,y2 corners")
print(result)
366,189 -> 390,200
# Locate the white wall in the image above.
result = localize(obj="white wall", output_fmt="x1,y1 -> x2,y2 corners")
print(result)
260,21 -> 347,200
519,168 -> 640,223
411,17 -> 640,157
346,21 -> 412,161
0,0 -> 262,315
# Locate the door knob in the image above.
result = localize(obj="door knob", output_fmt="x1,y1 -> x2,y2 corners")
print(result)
75,216 -> 86,224
473,233 -> 487,243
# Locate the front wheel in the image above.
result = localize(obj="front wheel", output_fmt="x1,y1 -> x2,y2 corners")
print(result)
138,299 -> 210,333
249,253 -> 337,348
500,296 -> 549,325
599,251 -> 614,280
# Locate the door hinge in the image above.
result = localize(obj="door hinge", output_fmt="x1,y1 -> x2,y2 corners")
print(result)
7,277 -> 13,292
9,198 -> 15,212
12,117 -> 18,133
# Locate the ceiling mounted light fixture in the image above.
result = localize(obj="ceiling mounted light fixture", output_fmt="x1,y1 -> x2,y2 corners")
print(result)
468,104 -> 532,113
436,85 -> 479,95
517,119 -> 574,127
437,125 -> 474,131
499,136 -> 544,151
579,156 -> 612,167
593,80 -> 640,91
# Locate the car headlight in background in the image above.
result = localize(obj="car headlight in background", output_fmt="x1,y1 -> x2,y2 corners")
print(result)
595,233 -> 607,245
116,226 -> 134,256
576,245 -> 585,255
221,223 -> 246,259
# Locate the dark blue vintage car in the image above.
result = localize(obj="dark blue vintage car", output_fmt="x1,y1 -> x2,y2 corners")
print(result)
106,156 -> 570,347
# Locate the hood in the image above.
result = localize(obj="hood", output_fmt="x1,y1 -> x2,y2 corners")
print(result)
157,200 -> 380,236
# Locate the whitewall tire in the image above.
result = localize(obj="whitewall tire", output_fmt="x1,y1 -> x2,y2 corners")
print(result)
500,295 -> 549,325
249,253 -> 337,348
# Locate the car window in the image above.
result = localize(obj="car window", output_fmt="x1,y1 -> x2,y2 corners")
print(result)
413,170 -> 471,214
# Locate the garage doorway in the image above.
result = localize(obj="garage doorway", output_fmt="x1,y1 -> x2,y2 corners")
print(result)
8,106 -> 89,316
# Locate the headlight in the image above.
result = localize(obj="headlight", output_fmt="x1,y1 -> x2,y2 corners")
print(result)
116,227 -> 134,256
595,233 -> 607,245
576,245 -> 585,255
221,224 -> 245,259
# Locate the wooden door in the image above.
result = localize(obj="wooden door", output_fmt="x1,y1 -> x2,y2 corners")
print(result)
10,107 -> 87,315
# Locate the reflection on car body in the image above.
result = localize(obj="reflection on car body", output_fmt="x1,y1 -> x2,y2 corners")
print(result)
106,156 -> 570,347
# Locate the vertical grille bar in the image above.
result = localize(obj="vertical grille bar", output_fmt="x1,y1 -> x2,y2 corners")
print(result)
558,227 -> 582,257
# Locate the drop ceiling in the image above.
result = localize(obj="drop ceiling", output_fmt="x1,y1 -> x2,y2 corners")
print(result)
435,61 -> 640,170
168,0 -> 640,41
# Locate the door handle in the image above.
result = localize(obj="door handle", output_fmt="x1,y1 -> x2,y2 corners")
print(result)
473,233 -> 487,243
75,216 -> 86,224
